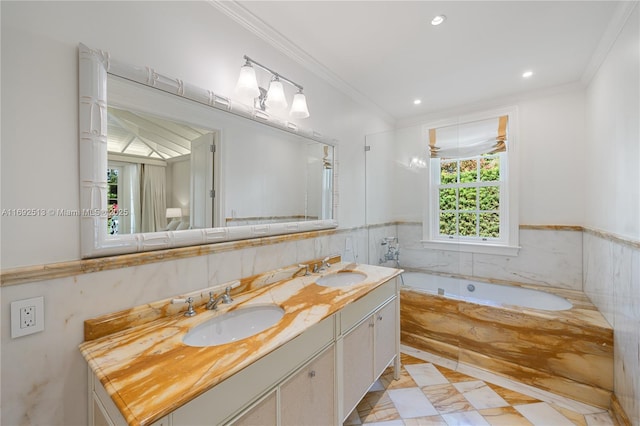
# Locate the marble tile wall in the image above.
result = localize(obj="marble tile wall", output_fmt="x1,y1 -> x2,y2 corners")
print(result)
583,231 -> 640,425
0,229 -> 366,426
397,223 -> 583,290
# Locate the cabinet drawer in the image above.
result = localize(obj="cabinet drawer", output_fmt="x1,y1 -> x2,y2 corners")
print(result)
173,315 -> 335,425
340,278 -> 396,334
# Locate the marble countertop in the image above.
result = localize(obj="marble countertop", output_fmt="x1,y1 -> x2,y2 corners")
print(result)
79,262 -> 402,426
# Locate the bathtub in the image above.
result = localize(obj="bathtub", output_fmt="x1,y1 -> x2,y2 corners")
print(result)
400,271 -> 572,311
400,271 -> 614,408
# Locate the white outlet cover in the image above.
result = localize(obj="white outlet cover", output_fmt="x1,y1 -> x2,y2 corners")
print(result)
11,296 -> 45,338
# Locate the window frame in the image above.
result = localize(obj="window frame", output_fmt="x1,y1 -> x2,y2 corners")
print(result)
422,107 -> 520,256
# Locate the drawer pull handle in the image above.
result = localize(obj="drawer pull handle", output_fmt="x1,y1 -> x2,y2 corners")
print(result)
309,370 -> 316,378
377,315 -> 383,321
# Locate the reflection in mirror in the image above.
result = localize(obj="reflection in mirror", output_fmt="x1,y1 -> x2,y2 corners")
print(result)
79,44 -> 337,258
107,106 -> 213,234
105,75 -> 334,235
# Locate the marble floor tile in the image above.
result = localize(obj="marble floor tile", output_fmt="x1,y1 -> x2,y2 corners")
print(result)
406,363 -> 450,387
360,421 -> 405,426
400,345 -> 459,369
514,402 -> 576,426
369,379 -> 385,392
478,406 -> 534,426
379,366 -> 418,390
441,410 -> 491,426
421,384 -> 473,414
402,352 -> 430,365
403,415 -> 449,426
453,381 -> 509,410
344,408 -> 363,425
433,365 -> 478,384
356,390 -> 401,423
551,403 -> 588,426
485,383 -> 541,406
584,411 -> 616,426
454,362 -> 603,414
350,349 -> 615,426
388,388 -> 439,418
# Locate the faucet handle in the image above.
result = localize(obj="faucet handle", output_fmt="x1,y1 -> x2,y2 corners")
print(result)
223,286 -> 233,303
171,297 -> 197,317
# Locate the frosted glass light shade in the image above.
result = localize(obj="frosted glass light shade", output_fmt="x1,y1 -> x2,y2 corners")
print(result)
265,79 -> 288,110
235,64 -> 260,99
290,92 -> 310,118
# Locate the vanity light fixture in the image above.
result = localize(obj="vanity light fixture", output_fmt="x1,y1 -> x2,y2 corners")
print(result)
431,15 -> 446,26
235,59 -> 261,99
235,55 -> 310,118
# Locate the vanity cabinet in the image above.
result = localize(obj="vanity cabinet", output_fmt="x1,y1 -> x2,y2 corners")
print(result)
230,391 -> 277,426
280,345 -> 335,425
340,279 -> 399,421
87,276 -> 399,426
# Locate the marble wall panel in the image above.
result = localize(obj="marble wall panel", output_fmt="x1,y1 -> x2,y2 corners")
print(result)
1,231 -> 360,426
396,225 -> 582,288
397,223 -> 473,276
472,229 -> 583,290
367,224 -> 398,266
583,233 -> 615,326
583,231 -> 639,424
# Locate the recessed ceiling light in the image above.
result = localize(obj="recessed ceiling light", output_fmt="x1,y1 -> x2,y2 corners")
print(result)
522,70 -> 534,78
431,15 -> 446,26
414,99 -> 422,105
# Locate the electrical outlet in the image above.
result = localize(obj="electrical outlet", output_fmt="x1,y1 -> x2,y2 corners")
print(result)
20,305 -> 37,328
11,296 -> 45,338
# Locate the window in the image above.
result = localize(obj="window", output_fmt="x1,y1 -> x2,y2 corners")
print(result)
423,109 -> 519,255
107,167 -> 121,235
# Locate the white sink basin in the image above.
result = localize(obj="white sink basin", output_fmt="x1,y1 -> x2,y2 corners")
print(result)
182,304 -> 284,347
316,271 -> 366,287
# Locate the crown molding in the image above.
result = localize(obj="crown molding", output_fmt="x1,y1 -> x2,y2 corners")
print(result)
581,1 -> 639,84
208,0 -> 397,126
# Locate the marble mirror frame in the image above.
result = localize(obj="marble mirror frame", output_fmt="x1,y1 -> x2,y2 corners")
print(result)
78,43 -> 338,258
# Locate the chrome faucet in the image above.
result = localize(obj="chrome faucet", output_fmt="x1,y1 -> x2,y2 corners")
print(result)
294,263 -> 310,277
313,256 -> 332,273
206,286 -> 233,310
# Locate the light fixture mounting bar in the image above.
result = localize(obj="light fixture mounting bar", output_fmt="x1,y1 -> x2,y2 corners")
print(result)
244,55 -> 304,92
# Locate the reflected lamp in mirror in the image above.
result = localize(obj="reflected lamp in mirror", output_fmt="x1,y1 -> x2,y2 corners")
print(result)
166,208 -> 182,220
235,55 -> 310,118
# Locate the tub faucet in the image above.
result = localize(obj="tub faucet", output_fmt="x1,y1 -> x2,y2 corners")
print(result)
379,237 -> 400,267
206,287 -> 233,310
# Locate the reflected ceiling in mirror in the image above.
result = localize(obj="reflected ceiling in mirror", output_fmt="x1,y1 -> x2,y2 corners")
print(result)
79,43 -> 337,258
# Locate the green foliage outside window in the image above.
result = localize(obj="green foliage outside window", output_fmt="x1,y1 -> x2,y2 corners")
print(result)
438,155 -> 501,239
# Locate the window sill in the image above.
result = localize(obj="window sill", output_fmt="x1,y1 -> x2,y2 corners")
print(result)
420,240 -> 520,256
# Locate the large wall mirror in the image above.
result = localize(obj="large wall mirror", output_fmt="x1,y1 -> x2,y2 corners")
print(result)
79,44 -> 337,258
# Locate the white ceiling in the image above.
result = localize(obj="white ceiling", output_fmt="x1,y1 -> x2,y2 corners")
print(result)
232,1 -> 625,122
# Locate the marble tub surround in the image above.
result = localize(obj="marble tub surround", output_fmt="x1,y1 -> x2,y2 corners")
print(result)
80,261 -> 402,426
83,255 -> 342,341
396,223 -> 584,290
400,279 -> 613,408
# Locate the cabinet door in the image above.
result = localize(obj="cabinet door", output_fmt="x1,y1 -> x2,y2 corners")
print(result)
230,391 -> 277,426
342,318 -> 374,417
280,345 -> 335,426
374,299 -> 398,378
